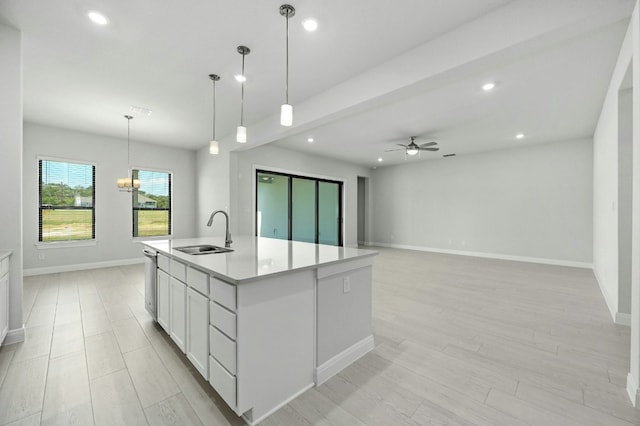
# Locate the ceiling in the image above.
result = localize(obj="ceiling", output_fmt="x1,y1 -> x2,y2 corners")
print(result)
0,0 -> 635,167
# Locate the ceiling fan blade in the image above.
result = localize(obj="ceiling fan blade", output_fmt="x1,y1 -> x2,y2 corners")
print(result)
396,144 -> 408,148
419,142 -> 437,147
418,147 -> 440,151
384,148 -> 405,152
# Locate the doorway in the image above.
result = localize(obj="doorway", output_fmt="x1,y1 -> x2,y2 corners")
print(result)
357,176 -> 367,246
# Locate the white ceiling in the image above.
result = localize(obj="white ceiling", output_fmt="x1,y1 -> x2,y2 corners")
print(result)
0,0 -> 635,167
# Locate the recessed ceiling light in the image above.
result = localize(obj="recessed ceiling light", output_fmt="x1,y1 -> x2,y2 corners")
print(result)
515,133 -> 525,139
482,82 -> 495,91
88,11 -> 109,25
377,158 -> 383,162
234,74 -> 246,83
307,137 -> 314,143
302,19 -> 318,32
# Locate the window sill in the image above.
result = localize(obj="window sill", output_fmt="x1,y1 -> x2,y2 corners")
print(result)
36,240 -> 97,250
132,235 -> 173,243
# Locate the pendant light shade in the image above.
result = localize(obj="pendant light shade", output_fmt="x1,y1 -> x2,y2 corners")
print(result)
116,115 -> 140,191
280,4 -> 295,127
280,104 -> 293,127
236,45 -> 250,143
236,126 -> 247,143
208,73 -> 220,155
209,141 -> 219,155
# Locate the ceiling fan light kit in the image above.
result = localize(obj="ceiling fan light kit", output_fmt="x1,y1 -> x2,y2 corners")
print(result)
384,136 -> 440,160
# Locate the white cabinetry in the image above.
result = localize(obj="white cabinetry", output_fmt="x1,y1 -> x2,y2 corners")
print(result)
169,277 -> 186,352
156,253 -> 210,378
187,287 -> 209,378
157,269 -> 170,332
0,254 -> 9,345
209,277 -> 237,410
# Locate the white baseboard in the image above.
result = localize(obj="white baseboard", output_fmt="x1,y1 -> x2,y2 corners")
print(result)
2,326 -> 25,346
24,258 -> 145,276
315,335 -> 374,386
616,312 -> 631,326
370,242 -> 593,269
628,373 -> 639,406
592,267 -> 617,323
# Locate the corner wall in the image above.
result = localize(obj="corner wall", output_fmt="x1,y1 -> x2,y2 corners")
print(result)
370,139 -> 593,266
593,18 -> 634,323
0,23 -> 24,343
23,122 -> 198,273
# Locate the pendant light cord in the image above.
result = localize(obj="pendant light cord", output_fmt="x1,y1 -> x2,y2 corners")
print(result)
240,53 -> 245,126
212,79 -> 216,140
126,115 -> 132,178
285,12 -> 289,104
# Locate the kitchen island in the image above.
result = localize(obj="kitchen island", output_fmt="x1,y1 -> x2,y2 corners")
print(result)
141,236 -> 377,425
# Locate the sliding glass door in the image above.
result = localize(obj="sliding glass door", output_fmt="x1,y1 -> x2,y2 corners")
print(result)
318,181 -> 340,245
292,178 -> 316,243
256,170 -> 343,246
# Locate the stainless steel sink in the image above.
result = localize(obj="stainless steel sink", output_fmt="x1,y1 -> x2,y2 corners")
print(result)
174,244 -> 233,255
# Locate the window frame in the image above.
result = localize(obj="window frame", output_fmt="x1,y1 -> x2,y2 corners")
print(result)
254,168 -> 344,246
131,167 -> 173,239
37,156 -> 96,245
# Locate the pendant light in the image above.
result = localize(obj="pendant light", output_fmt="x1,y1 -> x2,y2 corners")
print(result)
236,45 -> 250,143
209,74 -> 220,155
116,115 -> 140,191
279,4 -> 295,127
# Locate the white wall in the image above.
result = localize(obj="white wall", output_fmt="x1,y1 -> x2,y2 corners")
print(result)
195,144 -> 230,239
619,88 -> 633,316
23,123 -> 197,273
0,23 -> 24,343
370,139 -> 593,265
228,145 -> 370,247
593,20 -> 634,322
628,0 -> 640,406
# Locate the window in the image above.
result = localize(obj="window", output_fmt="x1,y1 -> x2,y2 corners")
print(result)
39,159 -> 95,242
132,169 -> 172,237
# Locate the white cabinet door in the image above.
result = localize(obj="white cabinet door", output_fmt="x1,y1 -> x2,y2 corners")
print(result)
170,277 -> 186,352
186,287 -> 209,379
0,274 -> 8,345
157,269 -> 170,332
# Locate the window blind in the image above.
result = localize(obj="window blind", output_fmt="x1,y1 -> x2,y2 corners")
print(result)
39,159 -> 95,242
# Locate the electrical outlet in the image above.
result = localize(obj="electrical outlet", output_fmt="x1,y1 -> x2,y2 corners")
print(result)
343,277 -> 351,293
38,253 -> 45,260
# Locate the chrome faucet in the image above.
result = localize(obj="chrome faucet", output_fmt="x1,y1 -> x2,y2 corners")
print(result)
207,210 -> 232,248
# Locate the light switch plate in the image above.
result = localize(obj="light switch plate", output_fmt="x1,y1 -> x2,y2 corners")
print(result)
343,277 -> 351,293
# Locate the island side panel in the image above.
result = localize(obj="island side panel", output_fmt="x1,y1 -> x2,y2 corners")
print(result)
236,269 -> 315,424
316,260 -> 374,385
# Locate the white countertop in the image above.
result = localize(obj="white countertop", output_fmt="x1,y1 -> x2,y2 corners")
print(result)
141,236 -> 377,284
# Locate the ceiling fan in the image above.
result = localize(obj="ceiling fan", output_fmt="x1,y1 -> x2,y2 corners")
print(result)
385,136 -> 439,159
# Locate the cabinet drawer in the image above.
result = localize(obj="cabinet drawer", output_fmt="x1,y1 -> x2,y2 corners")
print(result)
209,356 -> 236,409
170,259 -> 186,282
211,278 -> 236,312
210,325 -> 236,375
187,267 -> 209,296
210,302 -> 236,340
157,254 -> 170,273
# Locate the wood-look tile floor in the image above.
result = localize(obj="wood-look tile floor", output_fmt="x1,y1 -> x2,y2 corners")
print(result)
0,247 -> 638,425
